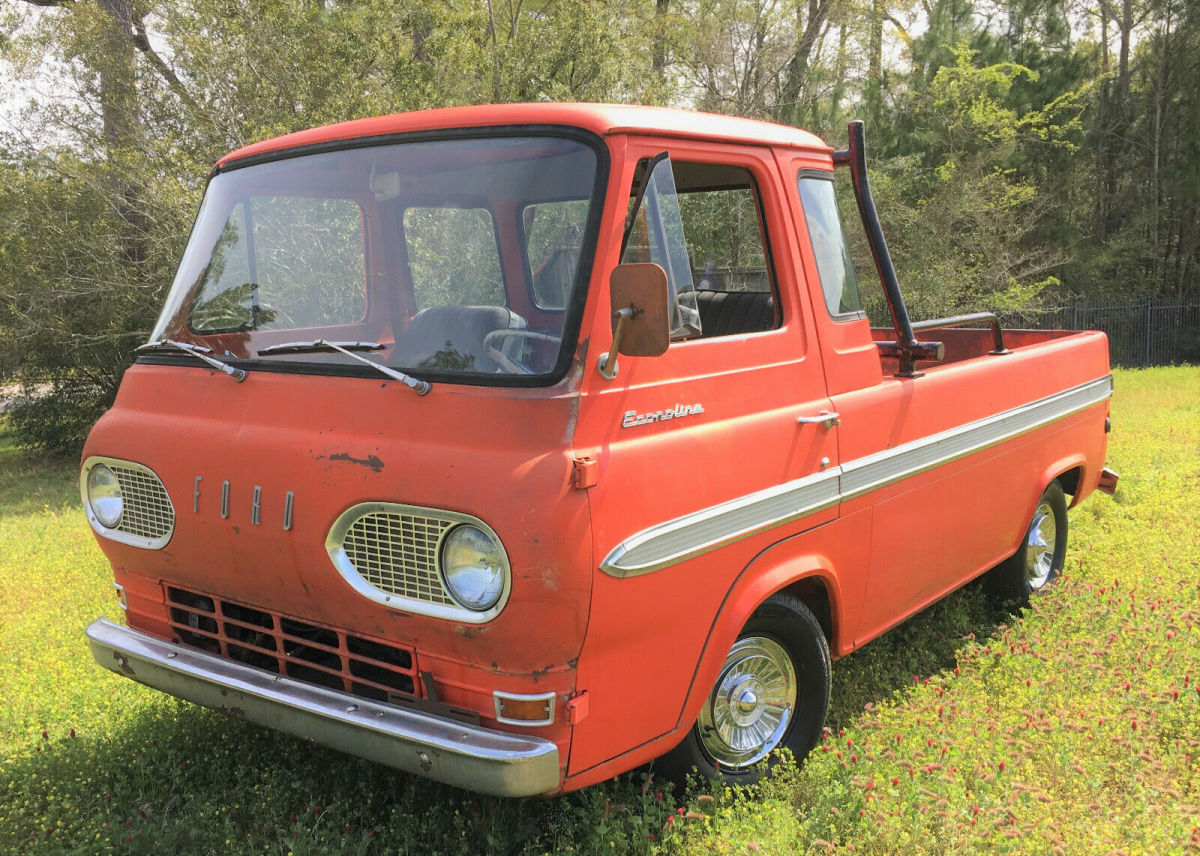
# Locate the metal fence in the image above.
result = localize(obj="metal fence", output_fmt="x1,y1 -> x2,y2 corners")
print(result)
997,297 -> 1200,368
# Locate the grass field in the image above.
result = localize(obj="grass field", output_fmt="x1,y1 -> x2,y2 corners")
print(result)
1,367 -> 1198,855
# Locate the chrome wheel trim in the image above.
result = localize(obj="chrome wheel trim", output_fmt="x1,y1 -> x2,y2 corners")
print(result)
1024,500 -> 1058,590
696,636 -> 796,769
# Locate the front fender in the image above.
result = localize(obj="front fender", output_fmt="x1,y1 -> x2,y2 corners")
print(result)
673,542 -> 844,734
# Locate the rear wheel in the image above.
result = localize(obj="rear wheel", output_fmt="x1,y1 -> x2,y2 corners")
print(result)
987,480 -> 1068,605
655,593 -> 830,783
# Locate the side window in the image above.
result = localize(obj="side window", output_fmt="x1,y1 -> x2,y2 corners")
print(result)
402,207 -> 505,310
679,184 -> 770,295
190,197 -> 366,332
523,200 -> 588,310
797,175 -> 864,318
676,163 -> 777,338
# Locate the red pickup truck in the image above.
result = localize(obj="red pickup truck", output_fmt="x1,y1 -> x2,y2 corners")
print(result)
82,103 -> 1116,797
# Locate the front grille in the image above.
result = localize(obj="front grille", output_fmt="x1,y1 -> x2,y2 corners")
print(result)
165,586 -> 418,702
341,511 -> 457,606
111,465 -> 174,540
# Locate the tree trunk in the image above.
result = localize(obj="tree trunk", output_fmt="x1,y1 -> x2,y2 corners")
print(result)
776,0 -> 830,126
1095,2 -> 1110,235
867,0 -> 884,127
96,0 -> 138,151
653,0 -> 670,76
95,0 -> 147,267
1101,0 -> 1136,238
1117,0 -> 1133,105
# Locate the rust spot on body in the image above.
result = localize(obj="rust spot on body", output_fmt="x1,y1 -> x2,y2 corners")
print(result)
329,452 -> 385,472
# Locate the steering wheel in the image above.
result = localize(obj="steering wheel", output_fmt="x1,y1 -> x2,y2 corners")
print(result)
483,328 -> 563,374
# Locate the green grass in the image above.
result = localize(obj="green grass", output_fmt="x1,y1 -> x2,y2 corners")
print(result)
2,367 -> 1198,855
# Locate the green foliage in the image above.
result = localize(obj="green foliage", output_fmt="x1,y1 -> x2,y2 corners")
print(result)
0,151 -> 191,453
478,0 -> 659,104
858,47 -> 1089,317
4,376 -> 117,460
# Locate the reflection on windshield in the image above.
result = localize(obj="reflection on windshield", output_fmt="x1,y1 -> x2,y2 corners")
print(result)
149,135 -> 601,383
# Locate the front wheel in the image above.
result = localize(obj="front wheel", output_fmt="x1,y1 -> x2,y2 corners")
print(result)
986,480 -> 1068,605
655,593 -> 831,783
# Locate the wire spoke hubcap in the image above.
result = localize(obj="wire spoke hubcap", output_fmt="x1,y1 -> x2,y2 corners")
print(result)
1024,500 -> 1058,590
697,636 -> 796,769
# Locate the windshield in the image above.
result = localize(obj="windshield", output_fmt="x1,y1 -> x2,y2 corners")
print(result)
149,133 -> 603,383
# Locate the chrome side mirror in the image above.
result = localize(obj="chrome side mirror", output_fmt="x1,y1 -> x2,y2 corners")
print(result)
598,263 -> 670,380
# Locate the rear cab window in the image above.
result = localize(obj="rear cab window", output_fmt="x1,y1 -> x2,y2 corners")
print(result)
402,206 -> 506,310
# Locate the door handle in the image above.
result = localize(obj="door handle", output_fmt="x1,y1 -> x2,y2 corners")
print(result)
797,411 -> 840,429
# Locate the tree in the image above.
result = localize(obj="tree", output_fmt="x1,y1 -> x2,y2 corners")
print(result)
860,49 -> 1086,317
1075,0 -> 1200,298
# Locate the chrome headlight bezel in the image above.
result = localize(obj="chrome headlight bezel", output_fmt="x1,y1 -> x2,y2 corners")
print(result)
80,456 -> 175,550
326,502 -> 511,624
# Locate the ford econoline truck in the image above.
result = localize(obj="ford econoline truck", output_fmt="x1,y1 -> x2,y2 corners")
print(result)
82,103 -> 1117,797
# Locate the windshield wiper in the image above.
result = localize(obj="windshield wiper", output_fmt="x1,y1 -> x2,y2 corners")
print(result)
137,338 -> 247,382
257,340 -> 382,355
257,339 -> 430,395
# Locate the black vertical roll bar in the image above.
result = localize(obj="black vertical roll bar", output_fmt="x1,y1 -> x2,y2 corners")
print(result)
833,120 -> 943,377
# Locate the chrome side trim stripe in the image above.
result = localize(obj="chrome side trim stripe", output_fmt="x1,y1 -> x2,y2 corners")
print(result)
601,470 -> 841,578
600,375 -> 1112,578
839,375 -> 1113,501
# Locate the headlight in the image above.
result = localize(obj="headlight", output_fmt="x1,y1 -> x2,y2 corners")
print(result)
440,525 -> 506,611
87,464 -> 124,528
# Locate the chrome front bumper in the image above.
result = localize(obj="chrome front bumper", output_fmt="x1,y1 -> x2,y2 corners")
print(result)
85,618 -> 560,797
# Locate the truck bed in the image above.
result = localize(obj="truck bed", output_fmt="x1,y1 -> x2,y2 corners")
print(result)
873,326 -> 1086,370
